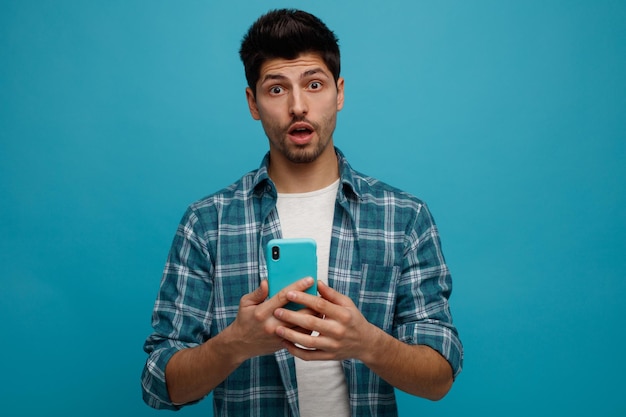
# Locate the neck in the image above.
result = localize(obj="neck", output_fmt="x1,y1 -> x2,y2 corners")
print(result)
268,146 -> 339,193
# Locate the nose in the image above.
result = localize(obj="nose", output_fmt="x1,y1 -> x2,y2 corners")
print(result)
289,89 -> 308,117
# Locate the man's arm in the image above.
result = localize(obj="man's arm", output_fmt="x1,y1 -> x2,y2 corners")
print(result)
274,281 -> 454,400
355,325 -> 453,400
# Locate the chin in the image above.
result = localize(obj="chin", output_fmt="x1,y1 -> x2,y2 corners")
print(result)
284,149 -> 321,164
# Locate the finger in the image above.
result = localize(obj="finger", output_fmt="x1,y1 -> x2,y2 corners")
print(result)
283,287 -> 333,316
274,307 -> 323,332
274,307 -> 319,334
252,277 -> 315,319
281,340 -> 337,361
266,277 -> 315,310
277,326 -> 343,360
276,325 -> 321,349
317,281 -> 354,307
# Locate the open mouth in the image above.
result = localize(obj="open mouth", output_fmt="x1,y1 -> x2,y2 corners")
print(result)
288,122 -> 314,143
290,127 -> 313,137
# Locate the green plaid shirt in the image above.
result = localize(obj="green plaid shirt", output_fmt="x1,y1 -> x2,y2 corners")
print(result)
142,148 -> 462,416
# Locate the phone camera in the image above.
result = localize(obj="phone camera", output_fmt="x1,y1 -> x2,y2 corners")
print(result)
271,246 -> 280,260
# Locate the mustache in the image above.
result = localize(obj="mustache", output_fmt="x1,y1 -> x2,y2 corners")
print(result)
287,116 -> 317,129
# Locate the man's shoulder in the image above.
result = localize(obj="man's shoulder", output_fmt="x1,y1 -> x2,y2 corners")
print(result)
349,168 -> 425,208
338,149 -> 425,208
187,169 -> 261,212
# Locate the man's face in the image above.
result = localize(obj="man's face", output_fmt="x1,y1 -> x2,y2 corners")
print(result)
246,53 -> 345,164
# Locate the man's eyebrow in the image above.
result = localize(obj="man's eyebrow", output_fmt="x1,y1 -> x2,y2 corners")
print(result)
260,67 -> 330,84
261,74 -> 288,83
301,68 -> 329,79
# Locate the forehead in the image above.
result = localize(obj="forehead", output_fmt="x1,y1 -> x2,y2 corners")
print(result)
258,52 -> 331,82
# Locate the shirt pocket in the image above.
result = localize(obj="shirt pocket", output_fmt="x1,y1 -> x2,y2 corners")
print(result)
357,264 -> 400,333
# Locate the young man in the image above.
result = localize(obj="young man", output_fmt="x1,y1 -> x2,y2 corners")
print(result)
142,9 -> 462,417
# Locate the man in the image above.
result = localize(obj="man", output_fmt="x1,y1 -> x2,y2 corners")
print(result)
142,9 -> 462,417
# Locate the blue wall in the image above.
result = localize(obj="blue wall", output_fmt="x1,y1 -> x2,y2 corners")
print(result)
1,1 -> 625,415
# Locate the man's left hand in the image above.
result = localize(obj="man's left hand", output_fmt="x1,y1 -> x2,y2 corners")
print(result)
273,280 -> 380,362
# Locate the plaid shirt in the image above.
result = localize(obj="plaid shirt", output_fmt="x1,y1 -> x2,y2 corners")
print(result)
142,148 -> 462,416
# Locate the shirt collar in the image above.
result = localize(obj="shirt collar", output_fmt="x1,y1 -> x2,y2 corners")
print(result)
251,147 -> 362,200
336,147 -> 361,201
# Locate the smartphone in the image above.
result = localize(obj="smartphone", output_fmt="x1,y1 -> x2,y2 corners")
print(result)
266,238 -> 317,310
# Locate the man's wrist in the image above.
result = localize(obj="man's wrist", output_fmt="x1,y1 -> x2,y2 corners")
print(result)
207,323 -> 249,367
358,323 -> 392,366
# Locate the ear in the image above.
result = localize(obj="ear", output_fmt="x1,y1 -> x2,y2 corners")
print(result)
336,77 -> 345,112
246,87 -> 261,120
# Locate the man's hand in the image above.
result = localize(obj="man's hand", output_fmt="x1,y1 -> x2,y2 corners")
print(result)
229,277 -> 317,361
166,277 -> 316,405
273,280 -> 377,362
272,280 -> 454,400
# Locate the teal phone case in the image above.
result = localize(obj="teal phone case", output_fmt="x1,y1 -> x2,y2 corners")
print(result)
266,238 -> 317,310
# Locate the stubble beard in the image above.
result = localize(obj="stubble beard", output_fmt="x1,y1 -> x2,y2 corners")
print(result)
266,115 -> 336,164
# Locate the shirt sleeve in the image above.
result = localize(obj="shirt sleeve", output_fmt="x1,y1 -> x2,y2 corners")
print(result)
393,202 -> 463,378
141,206 -> 214,409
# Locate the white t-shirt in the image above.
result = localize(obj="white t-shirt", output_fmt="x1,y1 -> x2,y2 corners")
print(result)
275,179 -> 350,417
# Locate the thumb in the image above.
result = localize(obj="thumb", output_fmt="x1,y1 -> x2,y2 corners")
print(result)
243,280 -> 269,306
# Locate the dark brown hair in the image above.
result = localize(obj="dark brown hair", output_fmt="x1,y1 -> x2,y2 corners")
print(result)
239,9 -> 341,95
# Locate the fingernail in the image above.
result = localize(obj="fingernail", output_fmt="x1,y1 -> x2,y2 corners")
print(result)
276,327 -> 285,337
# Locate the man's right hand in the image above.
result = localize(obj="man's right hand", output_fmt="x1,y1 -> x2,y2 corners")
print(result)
229,277 -> 316,361
165,276 -> 316,405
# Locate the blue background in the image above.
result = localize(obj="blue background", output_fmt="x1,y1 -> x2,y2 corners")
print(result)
2,1 -> 625,416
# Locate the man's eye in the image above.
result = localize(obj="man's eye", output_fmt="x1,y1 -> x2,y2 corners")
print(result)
270,86 -> 283,95
309,81 -> 322,90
